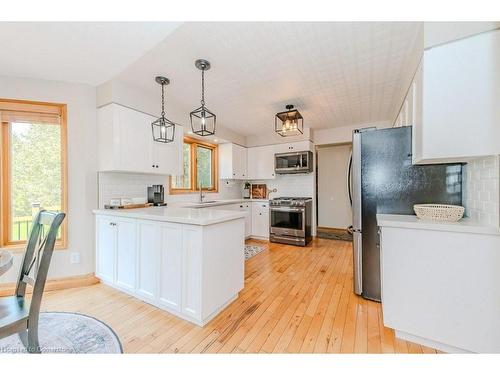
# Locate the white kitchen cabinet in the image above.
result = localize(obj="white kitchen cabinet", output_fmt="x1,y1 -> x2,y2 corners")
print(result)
97,103 -> 182,175
219,143 -> 248,179
251,202 -> 269,239
209,202 -> 252,238
247,145 -> 276,180
158,222 -> 183,312
410,29 -> 500,164
94,213 -> 245,326
95,216 -> 116,284
114,218 -> 136,293
274,140 -> 314,154
136,220 -> 160,301
95,215 -> 136,290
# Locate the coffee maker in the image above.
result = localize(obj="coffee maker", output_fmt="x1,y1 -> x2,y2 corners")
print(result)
147,185 -> 166,206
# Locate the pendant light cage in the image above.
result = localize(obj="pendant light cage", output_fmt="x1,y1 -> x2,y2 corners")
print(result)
152,76 -> 175,143
275,104 -> 304,137
190,59 -> 216,136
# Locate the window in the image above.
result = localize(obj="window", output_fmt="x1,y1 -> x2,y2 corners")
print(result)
170,137 -> 218,193
0,99 -> 68,249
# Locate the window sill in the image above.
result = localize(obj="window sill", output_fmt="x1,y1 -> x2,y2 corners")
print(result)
169,189 -> 219,195
1,242 -> 67,253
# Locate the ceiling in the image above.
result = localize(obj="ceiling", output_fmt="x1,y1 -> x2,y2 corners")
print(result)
0,22 -> 180,85
115,22 -> 422,136
0,22 -> 422,136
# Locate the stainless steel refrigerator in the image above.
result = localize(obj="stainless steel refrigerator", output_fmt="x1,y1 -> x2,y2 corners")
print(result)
348,126 -> 462,301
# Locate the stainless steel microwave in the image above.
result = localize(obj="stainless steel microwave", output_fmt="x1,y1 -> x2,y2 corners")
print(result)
275,151 -> 313,174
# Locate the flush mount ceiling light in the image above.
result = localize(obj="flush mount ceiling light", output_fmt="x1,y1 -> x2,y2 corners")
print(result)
151,76 -> 175,143
190,59 -> 216,136
275,104 -> 304,137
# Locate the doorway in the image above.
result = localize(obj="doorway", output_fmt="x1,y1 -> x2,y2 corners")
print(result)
316,143 -> 352,240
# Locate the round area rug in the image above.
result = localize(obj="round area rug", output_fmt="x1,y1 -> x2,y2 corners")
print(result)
0,312 -> 122,354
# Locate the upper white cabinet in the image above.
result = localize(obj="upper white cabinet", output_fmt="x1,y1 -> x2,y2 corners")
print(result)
219,143 -> 248,179
247,145 -> 276,180
402,29 -> 500,164
274,140 -> 314,154
97,103 -> 182,175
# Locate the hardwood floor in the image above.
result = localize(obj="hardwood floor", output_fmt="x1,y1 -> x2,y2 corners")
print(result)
40,238 -> 438,353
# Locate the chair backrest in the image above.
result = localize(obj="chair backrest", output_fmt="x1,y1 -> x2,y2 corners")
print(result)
15,210 -> 66,318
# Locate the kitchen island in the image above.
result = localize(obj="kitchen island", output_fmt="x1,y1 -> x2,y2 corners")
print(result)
377,214 -> 500,353
93,206 -> 246,326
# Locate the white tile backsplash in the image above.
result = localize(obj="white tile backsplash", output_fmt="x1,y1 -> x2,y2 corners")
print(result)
98,172 -> 244,208
251,173 -> 315,199
463,155 -> 500,227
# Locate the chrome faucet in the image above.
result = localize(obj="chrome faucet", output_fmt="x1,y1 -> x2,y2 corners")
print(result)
199,183 -> 205,203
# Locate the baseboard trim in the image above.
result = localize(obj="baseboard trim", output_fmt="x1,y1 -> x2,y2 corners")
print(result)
395,330 -> 473,354
0,273 -> 99,297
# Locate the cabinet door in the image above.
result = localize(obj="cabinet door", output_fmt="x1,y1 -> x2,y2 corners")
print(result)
136,220 -> 160,300
418,30 -> 500,163
117,105 -> 152,173
115,218 -> 137,292
158,223 -> 183,312
182,226 -> 202,320
152,124 -> 182,176
240,146 -> 248,179
244,204 -> 252,237
251,203 -> 269,238
248,146 -> 275,180
96,216 -> 116,283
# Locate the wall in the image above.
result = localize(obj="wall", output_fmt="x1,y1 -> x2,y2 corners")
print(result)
98,172 -> 244,208
0,75 -> 98,284
312,121 -> 390,146
462,155 -> 500,227
424,22 -> 500,49
317,144 -> 352,229
246,128 -> 312,148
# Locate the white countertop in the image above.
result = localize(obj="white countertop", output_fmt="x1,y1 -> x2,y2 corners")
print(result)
377,214 -> 500,236
170,198 -> 268,209
93,206 -> 246,226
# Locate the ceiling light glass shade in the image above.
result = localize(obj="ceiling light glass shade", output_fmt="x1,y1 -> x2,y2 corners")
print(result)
152,76 -> 175,143
190,106 -> 216,136
190,59 -> 216,136
275,104 -> 304,137
152,116 -> 176,143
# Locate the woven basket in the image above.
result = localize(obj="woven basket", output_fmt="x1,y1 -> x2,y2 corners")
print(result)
413,204 -> 465,222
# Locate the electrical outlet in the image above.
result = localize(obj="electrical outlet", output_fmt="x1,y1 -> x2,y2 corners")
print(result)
70,252 -> 80,264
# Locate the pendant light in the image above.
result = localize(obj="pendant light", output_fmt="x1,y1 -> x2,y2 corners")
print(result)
190,59 -> 216,136
151,76 -> 175,143
275,104 -> 304,137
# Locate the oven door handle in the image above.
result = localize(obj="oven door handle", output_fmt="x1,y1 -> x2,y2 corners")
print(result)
270,207 -> 304,212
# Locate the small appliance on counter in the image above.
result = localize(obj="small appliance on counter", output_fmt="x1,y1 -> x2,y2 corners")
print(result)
250,184 -> 267,199
243,182 -> 251,199
148,185 -> 167,206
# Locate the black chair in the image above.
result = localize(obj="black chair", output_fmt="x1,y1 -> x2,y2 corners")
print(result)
0,210 -> 66,353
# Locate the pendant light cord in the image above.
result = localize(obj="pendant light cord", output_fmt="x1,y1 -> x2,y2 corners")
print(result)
161,83 -> 165,118
201,69 -> 205,107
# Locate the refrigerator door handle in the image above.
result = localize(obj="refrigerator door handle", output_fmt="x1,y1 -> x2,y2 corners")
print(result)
353,231 -> 362,295
352,131 -> 362,232
347,151 -> 353,206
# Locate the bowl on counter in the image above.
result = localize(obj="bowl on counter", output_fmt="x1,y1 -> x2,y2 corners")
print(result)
414,204 -> 465,222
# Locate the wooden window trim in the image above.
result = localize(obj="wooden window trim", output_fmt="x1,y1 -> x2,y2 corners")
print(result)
169,136 -> 218,194
0,99 -> 68,252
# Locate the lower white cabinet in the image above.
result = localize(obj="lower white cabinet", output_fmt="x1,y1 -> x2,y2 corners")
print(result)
94,214 -> 245,326
158,223 -> 183,312
115,219 -> 136,293
96,215 -> 137,289
251,202 -> 269,239
136,220 -> 160,300
209,202 -> 252,238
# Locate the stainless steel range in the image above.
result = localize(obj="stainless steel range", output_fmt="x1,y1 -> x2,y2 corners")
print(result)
269,197 -> 312,246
